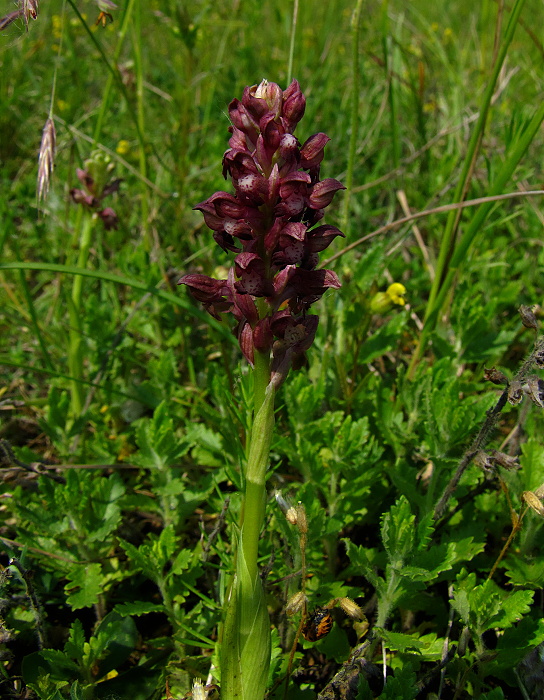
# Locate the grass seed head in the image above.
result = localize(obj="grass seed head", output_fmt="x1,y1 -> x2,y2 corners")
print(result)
285,591 -> 307,616
338,596 -> 364,620
37,117 -> 56,203
522,491 -> 544,517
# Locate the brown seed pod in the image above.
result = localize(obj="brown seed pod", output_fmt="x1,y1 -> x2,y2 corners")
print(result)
488,450 -> 519,471
534,347 -> 544,369
522,491 -> 544,517
507,380 -> 523,405
484,367 -> 508,385
523,376 -> 544,408
519,305 -> 539,330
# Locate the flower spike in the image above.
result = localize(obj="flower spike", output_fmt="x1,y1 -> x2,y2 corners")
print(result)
180,80 -> 344,384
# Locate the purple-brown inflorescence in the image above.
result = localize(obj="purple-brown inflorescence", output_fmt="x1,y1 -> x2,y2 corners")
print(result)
70,152 -> 121,230
180,79 -> 345,386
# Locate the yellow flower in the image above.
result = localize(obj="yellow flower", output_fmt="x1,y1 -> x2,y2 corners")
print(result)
369,283 -> 407,314
386,283 -> 406,306
52,14 -> 63,38
116,139 -> 130,156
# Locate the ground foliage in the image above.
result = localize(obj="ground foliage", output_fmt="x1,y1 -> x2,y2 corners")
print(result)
1,0 -> 544,698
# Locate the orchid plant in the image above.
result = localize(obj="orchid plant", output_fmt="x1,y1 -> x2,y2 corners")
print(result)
180,79 -> 344,699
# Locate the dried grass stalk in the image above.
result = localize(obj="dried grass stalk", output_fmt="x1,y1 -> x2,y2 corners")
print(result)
21,0 -> 39,29
0,9 -> 23,31
0,0 -> 38,33
37,117 -> 56,203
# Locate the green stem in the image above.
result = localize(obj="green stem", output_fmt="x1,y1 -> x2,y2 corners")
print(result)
376,566 -> 400,628
93,0 -> 136,143
286,0 -> 299,84
427,0 -> 526,312
241,371 -> 274,577
68,214 -> 95,417
340,0 -> 364,238
221,352 -> 275,700
408,96 -> 544,378
408,0 -> 528,376
131,0 -> 150,250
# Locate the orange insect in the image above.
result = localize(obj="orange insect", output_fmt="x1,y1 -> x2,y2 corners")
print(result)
301,606 -> 333,642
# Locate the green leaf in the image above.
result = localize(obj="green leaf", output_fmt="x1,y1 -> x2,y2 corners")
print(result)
115,601 -> 166,616
380,631 -> 443,660
380,631 -> 425,654
519,440 -> 544,492
64,620 -> 86,664
87,611 -> 138,679
358,312 -> 408,364
133,401 -> 190,469
381,496 -> 415,563
70,680 -> 83,700
22,650 -> 79,688
453,573 -> 534,636
379,664 -> 418,699
343,540 -> 382,589
505,557 -> 544,588
491,616 -> 544,678
119,525 -> 177,581
65,563 -> 103,610
170,548 -> 194,575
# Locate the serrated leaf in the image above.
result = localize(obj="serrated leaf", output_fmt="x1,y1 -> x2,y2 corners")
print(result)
380,630 -> 425,653
379,664 -> 418,699
38,649 -> 81,675
380,631 -> 443,659
70,680 -> 83,700
87,611 -> 138,679
133,401 -> 189,469
118,538 -> 155,577
64,620 -> 86,663
488,589 -> 534,631
381,496 -> 415,562
448,537 -> 485,565
342,540 -> 381,589
115,601 -> 166,616
119,525 -> 177,581
493,617 -> 544,674
505,557 -> 544,588
65,563 -> 103,610
186,422 -> 224,454
453,574 -> 534,635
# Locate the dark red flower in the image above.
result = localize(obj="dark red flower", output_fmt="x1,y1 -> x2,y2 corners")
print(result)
180,79 -> 344,379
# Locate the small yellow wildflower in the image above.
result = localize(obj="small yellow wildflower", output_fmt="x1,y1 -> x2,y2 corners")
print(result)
386,283 -> 406,306
369,283 -> 407,314
116,140 -> 130,156
52,14 -> 63,38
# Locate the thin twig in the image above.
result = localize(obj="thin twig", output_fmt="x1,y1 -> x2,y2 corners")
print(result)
5,554 -> 46,649
0,439 -> 66,484
321,190 -> 544,268
433,334 -> 544,520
